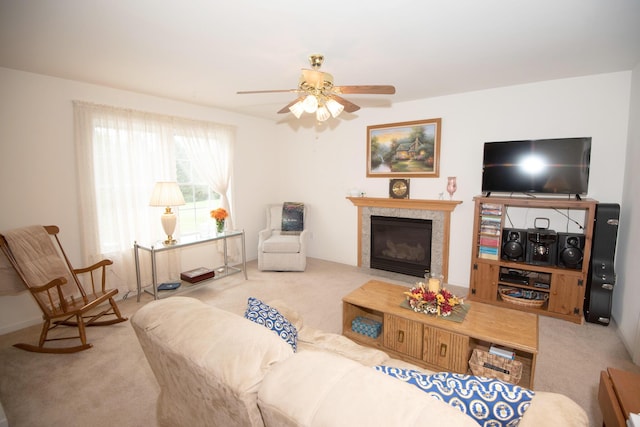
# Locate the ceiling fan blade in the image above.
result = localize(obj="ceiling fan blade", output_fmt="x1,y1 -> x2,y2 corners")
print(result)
330,95 -> 360,113
277,97 -> 305,114
333,85 -> 396,95
237,89 -> 298,94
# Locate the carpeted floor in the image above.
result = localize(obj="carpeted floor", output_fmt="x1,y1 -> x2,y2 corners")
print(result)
0,258 -> 638,427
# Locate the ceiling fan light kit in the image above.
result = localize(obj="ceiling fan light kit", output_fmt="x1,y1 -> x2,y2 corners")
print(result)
290,93 -> 340,122
238,54 -> 396,121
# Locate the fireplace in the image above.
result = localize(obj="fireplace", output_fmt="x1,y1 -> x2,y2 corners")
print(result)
370,216 -> 432,277
347,197 -> 462,283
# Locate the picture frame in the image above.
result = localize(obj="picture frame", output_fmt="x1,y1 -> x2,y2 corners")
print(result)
366,118 -> 441,178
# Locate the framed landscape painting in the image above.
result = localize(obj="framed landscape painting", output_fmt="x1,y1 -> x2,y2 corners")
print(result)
366,118 -> 441,178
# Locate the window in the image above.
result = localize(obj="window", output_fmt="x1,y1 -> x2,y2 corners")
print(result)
74,101 -> 235,292
176,139 -> 222,236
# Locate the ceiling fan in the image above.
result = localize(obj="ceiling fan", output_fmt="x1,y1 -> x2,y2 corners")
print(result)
237,54 -> 396,121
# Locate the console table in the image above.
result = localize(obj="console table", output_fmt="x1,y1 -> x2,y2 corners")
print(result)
134,230 -> 247,301
342,279 -> 539,388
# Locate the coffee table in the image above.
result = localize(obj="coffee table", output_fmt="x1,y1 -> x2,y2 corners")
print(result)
342,280 -> 539,388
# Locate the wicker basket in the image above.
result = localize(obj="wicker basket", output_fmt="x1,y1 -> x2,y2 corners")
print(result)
469,348 -> 522,384
499,287 -> 548,308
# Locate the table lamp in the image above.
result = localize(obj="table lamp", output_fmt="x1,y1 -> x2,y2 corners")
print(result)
149,181 -> 185,244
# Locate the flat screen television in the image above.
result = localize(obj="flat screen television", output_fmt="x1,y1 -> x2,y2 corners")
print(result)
481,137 -> 591,197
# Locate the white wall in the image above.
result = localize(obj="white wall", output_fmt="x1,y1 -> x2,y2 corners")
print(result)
281,72 -> 631,287
0,67 -> 283,333
0,67 -> 634,339
615,62 -> 640,362
279,70 -> 636,360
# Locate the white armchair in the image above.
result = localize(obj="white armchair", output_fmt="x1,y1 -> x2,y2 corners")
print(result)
258,203 -> 309,271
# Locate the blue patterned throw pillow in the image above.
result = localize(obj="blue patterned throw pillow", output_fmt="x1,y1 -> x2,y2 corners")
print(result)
374,366 -> 534,426
244,297 -> 298,352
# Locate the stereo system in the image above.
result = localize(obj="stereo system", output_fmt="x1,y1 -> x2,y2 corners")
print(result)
501,226 -> 585,269
526,228 -> 557,266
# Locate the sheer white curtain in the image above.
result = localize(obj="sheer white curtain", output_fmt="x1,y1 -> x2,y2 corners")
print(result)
177,122 -> 241,263
176,120 -> 235,227
73,101 -> 235,293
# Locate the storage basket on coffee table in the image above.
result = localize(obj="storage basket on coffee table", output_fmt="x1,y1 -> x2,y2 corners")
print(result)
468,348 -> 522,384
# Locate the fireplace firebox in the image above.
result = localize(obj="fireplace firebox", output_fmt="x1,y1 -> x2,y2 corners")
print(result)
370,215 -> 432,277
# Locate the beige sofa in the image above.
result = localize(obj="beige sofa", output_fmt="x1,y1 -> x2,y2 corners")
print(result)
131,296 -> 588,427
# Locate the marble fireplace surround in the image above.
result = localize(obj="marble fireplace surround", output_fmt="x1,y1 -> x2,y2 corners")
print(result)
347,197 -> 462,282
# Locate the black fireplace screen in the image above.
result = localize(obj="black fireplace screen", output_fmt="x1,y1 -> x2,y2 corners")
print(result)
370,215 -> 432,277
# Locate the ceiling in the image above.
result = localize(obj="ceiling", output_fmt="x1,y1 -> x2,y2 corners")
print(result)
1,1 -> 640,122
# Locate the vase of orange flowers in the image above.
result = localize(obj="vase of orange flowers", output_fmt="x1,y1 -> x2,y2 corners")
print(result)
210,208 -> 228,234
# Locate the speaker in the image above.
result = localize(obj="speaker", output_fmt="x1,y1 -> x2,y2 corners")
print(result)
525,229 -> 557,266
557,232 -> 585,269
501,228 -> 527,262
584,203 -> 620,325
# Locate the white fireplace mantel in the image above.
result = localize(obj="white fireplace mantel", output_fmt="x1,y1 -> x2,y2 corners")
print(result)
346,197 -> 462,282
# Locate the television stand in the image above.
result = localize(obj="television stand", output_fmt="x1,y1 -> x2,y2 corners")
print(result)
469,195 -> 597,323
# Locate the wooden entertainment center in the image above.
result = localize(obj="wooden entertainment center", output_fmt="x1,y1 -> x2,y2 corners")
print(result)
468,196 -> 597,324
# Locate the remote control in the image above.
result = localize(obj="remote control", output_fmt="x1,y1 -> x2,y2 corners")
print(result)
483,362 -> 510,375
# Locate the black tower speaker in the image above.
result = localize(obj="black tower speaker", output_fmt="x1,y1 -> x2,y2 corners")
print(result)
501,228 -> 527,262
584,203 -> 620,325
557,232 -> 586,270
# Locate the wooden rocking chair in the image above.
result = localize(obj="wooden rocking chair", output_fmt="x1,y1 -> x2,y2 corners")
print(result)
0,225 -> 128,353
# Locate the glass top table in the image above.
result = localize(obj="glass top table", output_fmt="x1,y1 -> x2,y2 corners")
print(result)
134,230 -> 247,301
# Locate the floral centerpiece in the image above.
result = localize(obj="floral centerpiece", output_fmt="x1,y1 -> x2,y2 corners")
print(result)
404,281 -> 462,317
210,208 -> 228,233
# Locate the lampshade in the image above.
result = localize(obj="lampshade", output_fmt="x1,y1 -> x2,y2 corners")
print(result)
149,182 -> 185,245
289,100 -> 305,118
302,94 -> 318,113
149,182 -> 186,207
289,95 -> 345,121
316,104 -> 330,121
326,98 -> 344,118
